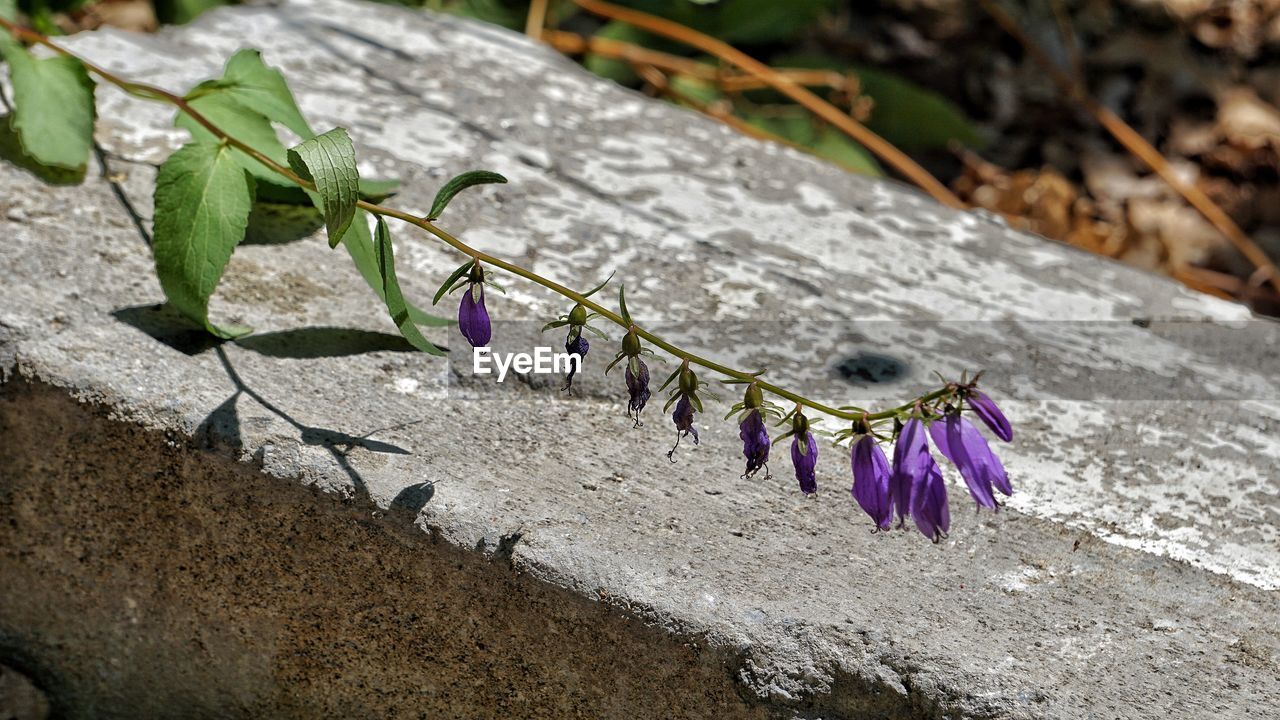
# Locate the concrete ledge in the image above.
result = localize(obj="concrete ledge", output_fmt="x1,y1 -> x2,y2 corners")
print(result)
1,1 -> 1278,717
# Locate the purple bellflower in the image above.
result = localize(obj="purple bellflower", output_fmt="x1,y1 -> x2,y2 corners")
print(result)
458,281 -> 491,347
889,417 -> 930,526
967,390 -> 1012,442
789,412 -> 818,495
851,434 -> 892,530
929,413 -> 1012,508
910,454 -> 950,542
740,409 -> 770,478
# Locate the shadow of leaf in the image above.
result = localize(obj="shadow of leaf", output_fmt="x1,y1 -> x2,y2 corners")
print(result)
234,327 -> 418,358
111,304 -> 223,356
245,202 -> 324,246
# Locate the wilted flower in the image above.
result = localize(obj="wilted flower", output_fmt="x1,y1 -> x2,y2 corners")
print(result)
851,434 -> 892,530
668,393 -> 699,458
889,417 -> 930,526
910,454 -> 950,542
458,281 -> 491,347
788,411 -> 818,495
967,390 -> 1012,442
625,357 -> 651,426
929,413 -> 1012,508
739,409 -> 770,478
562,330 -> 588,393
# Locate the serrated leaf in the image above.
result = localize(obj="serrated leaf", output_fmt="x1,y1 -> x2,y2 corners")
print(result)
189,49 -> 313,140
152,142 -> 256,339
427,170 -> 506,220
287,127 -> 360,248
1,46 -> 95,172
175,92 -> 292,191
342,210 -> 453,327
374,217 -> 446,356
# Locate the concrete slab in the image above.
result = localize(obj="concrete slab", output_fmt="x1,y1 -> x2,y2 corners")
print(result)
1,0 -> 1277,717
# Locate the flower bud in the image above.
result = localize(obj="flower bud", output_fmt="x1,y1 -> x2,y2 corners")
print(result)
568,303 -> 588,327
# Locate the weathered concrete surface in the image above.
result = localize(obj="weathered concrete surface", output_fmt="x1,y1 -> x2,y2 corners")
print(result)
0,0 -> 1277,717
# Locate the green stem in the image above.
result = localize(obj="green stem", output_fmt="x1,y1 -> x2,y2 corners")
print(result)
0,18 -> 952,425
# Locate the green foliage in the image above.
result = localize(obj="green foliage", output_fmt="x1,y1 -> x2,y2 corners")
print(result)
585,21 -> 656,85
373,217 -> 447,355
744,111 -> 882,177
428,170 -> 507,220
154,0 -> 234,25
287,128 -> 360,248
0,44 -> 95,172
152,142 -> 256,338
188,49 -> 313,139
774,55 -> 982,152
343,210 -> 453,328
614,0 -> 838,44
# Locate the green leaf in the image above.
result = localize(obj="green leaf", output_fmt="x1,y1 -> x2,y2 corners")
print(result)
176,92 -> 291,190
428,170 -> 506,220
373,217 -> 446,356
287,127 -> 360,248
772,54 -> 983,152
152,142 -> 256,339
1,45 -> 95,172
342,211 -> 453,327
618,284 -> 631,324
432,259 -> 475,306
358,177 -> 400,202
581,270 -> 616,298
153,0 -> 228,25
188,49 -> 314,140
585,21 -> 656,86
809,128 -> 883,176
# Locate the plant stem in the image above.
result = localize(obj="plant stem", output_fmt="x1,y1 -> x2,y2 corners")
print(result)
0,17 -> 955,424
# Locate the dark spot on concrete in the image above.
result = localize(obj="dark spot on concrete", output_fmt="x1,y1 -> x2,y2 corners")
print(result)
835,353 -> 909,385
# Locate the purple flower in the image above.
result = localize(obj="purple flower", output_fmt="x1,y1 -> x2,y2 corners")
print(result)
666,393 -> 699,461
968,390 -> 1012,442
791,431 -> 818,495
562,331 -> 588,393
889,418 -> 930,526
910,454 -> 950,542
458,282 -> 491,347
851,434 -> 892,530
624,358 -> 651,426
739,409 -> 770,478
929,414 -> 1012,508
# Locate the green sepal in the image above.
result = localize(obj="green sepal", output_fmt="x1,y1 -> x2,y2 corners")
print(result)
618,284 -> 631,325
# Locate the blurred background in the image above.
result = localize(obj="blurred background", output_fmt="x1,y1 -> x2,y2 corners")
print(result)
23,0 -> 1280,315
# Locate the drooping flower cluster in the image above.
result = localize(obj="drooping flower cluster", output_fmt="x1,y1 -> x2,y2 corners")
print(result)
444,269 -> 1014,543
842,387 -> 1014,542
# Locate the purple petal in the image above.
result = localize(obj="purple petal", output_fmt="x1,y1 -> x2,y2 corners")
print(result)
458,283 -> 491,347
969,391 -> 1013,442
890,418 -> 929,524
850,434 -> 892,530
791,431 -> 818,495
910,456 -> 950,542
929,416 -> 998,509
